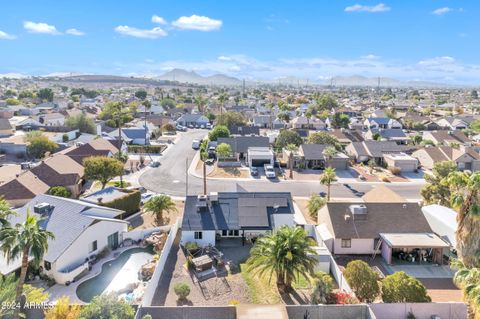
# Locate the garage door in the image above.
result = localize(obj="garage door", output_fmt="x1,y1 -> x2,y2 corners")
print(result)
251,159 -> 271,167
398,163 -> 417,172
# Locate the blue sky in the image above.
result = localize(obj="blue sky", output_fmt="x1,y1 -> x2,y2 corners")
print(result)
0,1 -> 479,84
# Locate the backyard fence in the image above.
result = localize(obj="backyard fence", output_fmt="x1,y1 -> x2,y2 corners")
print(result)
123,225 -> 172,242
370,302 -> 467,319
141,218 -> 180,306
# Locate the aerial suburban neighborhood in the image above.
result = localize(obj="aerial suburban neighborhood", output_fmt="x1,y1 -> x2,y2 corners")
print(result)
0,1 -> 479,319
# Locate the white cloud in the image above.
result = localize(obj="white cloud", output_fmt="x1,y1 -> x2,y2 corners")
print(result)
432,7 -> 452,15
171,15 -> 222,31
114,25 -> 167,39
0,30 -> 16,40
418,56 -> 455,67
23,21 -> 60,35
65,28 -> 85,36
361,54 -> 381,60
218,56 -> 232,61
152,15 -> 167,25
345,3 -> 391,13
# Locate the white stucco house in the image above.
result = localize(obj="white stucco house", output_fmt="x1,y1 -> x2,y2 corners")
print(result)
0,194 -> 128,285
181,192 -> 297,247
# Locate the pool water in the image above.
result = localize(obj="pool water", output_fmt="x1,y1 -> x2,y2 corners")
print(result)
76,247 -> 154,303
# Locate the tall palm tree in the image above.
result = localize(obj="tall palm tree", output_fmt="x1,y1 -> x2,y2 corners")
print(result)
320,167 -> 337,201
0,198 -> 14,226
451,259 -> 480,319
194,95 -> 207,113
448,171 -> 480,268
0,211 -> 54,318
218,93 -> 228,115
144,195 -> 177,225
247,226 -> 317,293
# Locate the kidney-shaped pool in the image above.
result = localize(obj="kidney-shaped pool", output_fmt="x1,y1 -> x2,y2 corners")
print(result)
76,247 -> 154,303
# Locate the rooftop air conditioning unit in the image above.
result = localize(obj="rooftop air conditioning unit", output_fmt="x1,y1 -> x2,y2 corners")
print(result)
33,203 -> 53,216
196,195 -> 208,209
349,204 -> 368,220
209,192 -> 218,202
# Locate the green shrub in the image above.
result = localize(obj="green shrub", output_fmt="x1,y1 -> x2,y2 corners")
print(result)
127,145 -> 165,154
389,166 -> 401,175
381,271 -> 431,303
48,186 -> 71,198
174,282 -> 191,300
100,189 -> 141,217
62,134 -> 69,142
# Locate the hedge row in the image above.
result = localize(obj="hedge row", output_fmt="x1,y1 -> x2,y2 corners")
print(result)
127,145 -> 166,154
100,189 -> 141,218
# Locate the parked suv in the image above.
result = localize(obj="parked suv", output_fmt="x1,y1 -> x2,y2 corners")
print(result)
264,164 -> 276,179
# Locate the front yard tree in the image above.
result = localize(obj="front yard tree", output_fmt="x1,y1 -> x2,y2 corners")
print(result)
247,226 -> 317,293
24,131 -> 58,159
307,194 -> 326,219
307,132 -> 340,149
208,125 -> 230,141
83,156 -> 124,189
216,143 -> 232,161
343,260 -> 380,303
144,194 -> 177,225
37,88 -> 54,102
275,130 -> 302,148
320,167 -> 337,201
381,271 -> 431,303
331,113 -> 350,129
421,161 -> 458,207
65,113 -> 96,134
194,94 -> 207,113
215,111 -> 246,130
48,186 -> 71,198
80,293 -> 135,319
135,89 -> 147,100
0,211 -> 54,319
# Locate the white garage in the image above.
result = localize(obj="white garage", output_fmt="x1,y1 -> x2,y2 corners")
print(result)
383,153 -> 418,172
247,147 -> 274,167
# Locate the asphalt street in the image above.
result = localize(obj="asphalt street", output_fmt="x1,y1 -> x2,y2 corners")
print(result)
139,130 -> 424,200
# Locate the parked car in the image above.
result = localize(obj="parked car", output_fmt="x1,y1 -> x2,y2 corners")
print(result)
200,124 -> 206,129
176,125 -> 186,131
264,164 -> 276,179
149,161 -> 160,168
192,139 -> 201,149
141,192 -> 154,204
206,123 -> 212,129
205,158 -> 215,166
250,166 -> 259,176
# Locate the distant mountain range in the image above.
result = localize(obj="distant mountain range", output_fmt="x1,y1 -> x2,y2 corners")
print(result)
155,68 -> 242,86
0,69 -> 463,88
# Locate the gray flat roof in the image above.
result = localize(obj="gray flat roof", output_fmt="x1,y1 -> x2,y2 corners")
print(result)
380,233 -> 449,248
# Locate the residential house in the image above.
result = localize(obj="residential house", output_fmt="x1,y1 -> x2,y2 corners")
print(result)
383,153 -> 418,172
364,128 -> 409,144
217,136 -> 270,160
422,130 -> 471,146
37,112 -> 65,126
289,116 -> 325,130
229,125 -> 260,136
0,135 -> 27,156
181,192 -> 297,247
289,144 -> 349,170
317,186 -> 448,265
364,117 -> 402,130
436,117 -> 468,130
328,129 -> 364,145
412,146 -> 480,171
176,114 -> 209,127
345,141 -> 408,164
0,118 -> 14,137
247,147 -> 275,167
0,194 -> 128,285
108,127 -> 149,145
252,115 -> 286,129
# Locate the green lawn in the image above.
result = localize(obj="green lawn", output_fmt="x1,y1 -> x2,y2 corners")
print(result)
92,180 -> 131,190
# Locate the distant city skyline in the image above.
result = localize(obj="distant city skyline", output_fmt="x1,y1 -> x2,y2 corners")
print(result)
0,1 -> 479,84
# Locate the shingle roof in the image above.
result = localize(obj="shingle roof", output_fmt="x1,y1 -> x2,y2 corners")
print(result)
217,136 -> 269,153
318,202 -> 432,239
12,194 -> 125,263
0,118 -> 12,130
182,192 -> 294,231
300,144 -> 327,160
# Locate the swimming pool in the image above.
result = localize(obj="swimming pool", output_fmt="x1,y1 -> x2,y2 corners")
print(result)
76,247 -> 154,303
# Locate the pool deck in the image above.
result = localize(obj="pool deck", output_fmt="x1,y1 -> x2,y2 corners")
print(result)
45,244 -> 146,304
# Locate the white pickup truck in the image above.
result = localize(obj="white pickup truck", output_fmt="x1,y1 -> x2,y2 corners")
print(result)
264,164 -> 276,179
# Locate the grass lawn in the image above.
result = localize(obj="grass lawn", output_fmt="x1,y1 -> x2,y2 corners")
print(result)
92,180 -> 132,190
240,264 -> 282,304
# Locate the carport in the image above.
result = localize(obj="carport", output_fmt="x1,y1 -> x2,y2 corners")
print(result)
379,233 -> 449,265
247,147 -> 274,167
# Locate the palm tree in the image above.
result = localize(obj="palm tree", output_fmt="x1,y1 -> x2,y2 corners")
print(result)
451,259 -> 480,319
218,93 -> 228,115
142,100 -> 151,145
0,211 -> 54,318
320,167 -> 337,201
247,226 -> 317,293
448,171 -> 480,268
194,95 -> 207,113
0,198 -> 14,226
144,195 -> 177,225
322,146 -> 337,167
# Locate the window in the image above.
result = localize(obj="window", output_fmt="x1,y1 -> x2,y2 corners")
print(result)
222,230 -> 227,236
44,261 -> 51,271
341,239 -> 351,248
89,240 -> 98,253
194,231 -> 203,240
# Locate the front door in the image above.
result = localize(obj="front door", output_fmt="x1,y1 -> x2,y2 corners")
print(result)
107,232 -> 119,250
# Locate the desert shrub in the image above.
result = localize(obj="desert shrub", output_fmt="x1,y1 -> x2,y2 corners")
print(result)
174,282 -> 191,300
389,166 -> 401,175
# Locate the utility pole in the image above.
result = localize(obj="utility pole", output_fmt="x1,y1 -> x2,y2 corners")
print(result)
185,157 -> 189,196
203,161 -> 207,195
